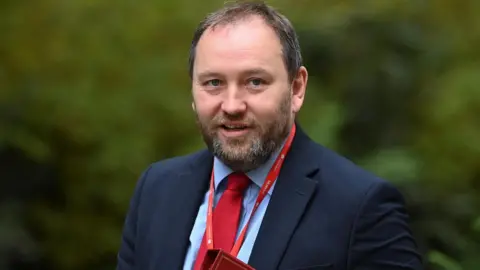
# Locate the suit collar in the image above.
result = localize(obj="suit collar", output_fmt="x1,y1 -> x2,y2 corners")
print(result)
155,150 -> 213,269
248,124 -> 321,269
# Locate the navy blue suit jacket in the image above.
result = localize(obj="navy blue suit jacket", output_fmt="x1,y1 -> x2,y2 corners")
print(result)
116,125 -> 423,270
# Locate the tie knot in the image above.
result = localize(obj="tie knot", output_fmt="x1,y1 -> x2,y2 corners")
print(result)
226,172 -> 250,192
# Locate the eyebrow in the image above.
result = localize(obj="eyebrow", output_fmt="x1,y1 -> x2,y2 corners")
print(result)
196,68 -> 272,81
241,68 -> 272,78
196,71 -> 224,82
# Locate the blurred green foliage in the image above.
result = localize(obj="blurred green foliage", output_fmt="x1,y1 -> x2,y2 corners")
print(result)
1,0 -> 479,269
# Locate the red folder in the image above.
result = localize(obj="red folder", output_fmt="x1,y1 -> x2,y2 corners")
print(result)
200,249 -> 255,270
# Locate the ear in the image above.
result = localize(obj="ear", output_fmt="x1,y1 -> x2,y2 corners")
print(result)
291,66 -> 308,113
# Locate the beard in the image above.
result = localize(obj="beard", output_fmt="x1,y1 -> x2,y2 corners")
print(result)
195,92 -> 293,172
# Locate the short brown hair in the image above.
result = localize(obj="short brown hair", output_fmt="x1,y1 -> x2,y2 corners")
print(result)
188,0 -> 303,82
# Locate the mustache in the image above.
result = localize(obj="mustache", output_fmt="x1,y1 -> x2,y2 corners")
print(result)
211,115 -> 255,127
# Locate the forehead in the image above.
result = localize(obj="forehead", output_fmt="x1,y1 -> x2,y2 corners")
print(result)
194,16 -> 285,76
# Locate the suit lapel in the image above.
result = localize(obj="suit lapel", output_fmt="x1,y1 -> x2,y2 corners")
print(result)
248,125 -> 320,270
155,151 -> 213,269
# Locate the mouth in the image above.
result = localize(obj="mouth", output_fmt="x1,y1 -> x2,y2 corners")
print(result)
219,123 -> 250,137
221,123 -> 249,131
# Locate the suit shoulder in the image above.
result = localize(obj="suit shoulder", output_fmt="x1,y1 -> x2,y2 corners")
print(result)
314,143 -> 396,196
308,143 -> 407,223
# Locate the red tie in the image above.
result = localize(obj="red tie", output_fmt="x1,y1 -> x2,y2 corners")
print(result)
193,172 -> 251,270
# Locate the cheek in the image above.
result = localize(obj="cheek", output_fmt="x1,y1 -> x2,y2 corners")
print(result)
193,94 -> 220,118
249,91 -> 289,116
195,105 -> 214,120
247,99 -> 279,120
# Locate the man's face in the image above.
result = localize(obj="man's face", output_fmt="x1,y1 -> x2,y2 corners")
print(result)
191,16 -> 306,172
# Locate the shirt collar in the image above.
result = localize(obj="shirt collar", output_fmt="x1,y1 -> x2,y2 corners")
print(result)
213,135 -> 288,195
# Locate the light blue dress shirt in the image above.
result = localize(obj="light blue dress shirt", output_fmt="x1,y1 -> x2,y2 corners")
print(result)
182,145 -> 284,269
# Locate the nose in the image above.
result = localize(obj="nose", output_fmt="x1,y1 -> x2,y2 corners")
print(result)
220,87 -> 247,115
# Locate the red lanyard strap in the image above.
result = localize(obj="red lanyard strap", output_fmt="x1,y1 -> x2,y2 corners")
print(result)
205,123 -> 296,256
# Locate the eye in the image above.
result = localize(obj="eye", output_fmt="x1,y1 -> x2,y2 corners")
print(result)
250,78 -> 262,86
247,78 -> 265,88
205,79 -> 221,87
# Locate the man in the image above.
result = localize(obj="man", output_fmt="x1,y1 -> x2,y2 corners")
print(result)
116,1 -> 423,269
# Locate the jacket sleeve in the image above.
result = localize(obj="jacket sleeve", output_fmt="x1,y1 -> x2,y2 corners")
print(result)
348,181 -> 424,270
116,165 -> 152,270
